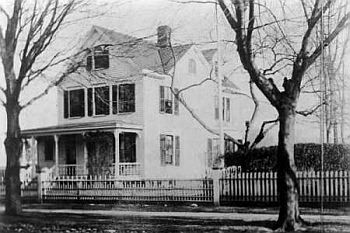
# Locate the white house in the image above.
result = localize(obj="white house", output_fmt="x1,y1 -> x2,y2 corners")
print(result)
21,25 -> 239,179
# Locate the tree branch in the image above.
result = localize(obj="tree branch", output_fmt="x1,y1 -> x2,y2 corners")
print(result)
296,103 -> 324,117
249,118 -> 279,150
306,12 -> 350,69
20,58 -> 83,109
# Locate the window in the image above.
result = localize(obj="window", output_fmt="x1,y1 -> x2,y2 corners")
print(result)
119,84 -> 135,113
225,97 -> 230,122
44,138 -> 54,161
94,86 -> 110,115
214,96 -> 219,120
86,45 -> 109,71
214,96 -> 230,122
120,133 -> 136,163
160,134 -> 180,166
111,84 -> 135,114
160,86 -> 179,115
189,59 -> 196,74
64,89 -> 85,118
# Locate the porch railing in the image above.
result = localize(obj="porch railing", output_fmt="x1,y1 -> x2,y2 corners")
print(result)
119,162 -> 141,177
57,163 -> 141,178
58,164 -> 86,176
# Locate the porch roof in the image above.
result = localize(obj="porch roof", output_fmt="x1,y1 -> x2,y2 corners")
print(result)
21,120 -> 142,137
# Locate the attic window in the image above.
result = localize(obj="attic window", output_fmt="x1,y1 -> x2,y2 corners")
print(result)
188,59 -> 196,74
87,45 -> 109,70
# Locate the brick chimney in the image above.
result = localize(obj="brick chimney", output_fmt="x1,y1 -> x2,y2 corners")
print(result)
156,25 -> 173,73
157,25 -> 171,48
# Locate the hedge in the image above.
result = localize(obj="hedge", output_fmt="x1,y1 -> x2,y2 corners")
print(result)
225,143 -> 350,172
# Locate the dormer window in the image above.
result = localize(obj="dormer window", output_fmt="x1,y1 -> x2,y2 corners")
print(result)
188,59 -> 196,74
86,45 -> 109,71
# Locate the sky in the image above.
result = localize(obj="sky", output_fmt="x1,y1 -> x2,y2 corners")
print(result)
0,0 -> 349,166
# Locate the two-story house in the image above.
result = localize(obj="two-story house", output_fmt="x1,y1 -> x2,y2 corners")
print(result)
21,25 -> 238,179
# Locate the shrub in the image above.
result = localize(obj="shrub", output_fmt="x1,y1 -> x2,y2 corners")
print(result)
225,143 -> 350,171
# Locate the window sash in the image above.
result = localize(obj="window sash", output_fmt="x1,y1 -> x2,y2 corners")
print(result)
160,134 -> 180,166
119,84 -> 135,113
86,46 -> 109,70
94,86 -> 110,115
189,59 -> 196,74
160,86 -> 174,114
64,89 -> 85,118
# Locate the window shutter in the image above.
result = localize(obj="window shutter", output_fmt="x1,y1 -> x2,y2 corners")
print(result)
226,98 -> 230,122
64,90 -> 68,118
207,138 -> 213,168
112,85 -> 118,114
160,134 -> 166,166
86,56 -> 92,71
159,86 -> 164,113
103,86 -> 110,115
88,88 -> 93,116
174,88 -> 179,115
175,136 -> 180,166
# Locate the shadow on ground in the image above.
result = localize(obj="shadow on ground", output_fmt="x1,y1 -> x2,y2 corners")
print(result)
0,210 -> 349,233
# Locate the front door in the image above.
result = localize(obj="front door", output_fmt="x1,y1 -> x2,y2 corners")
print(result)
65,135 -> 76,176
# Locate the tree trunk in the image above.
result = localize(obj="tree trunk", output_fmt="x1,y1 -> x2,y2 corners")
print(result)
275,101 -> 303,231
4,101 -> 22,215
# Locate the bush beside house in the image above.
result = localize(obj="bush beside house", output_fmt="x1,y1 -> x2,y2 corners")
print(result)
225,143 -> 350,171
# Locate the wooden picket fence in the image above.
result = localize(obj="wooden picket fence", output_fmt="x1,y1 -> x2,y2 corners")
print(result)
0,176 -> 38,202
41,176 -> 213,203
220,170 -> 350,205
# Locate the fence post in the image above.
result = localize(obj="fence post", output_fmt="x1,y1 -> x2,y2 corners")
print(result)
213,169 -> 221,206
37,171 -> 43,203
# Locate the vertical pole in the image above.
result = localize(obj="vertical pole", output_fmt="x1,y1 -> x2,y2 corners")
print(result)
31,136 -> 37,178
37,171 -> 42,203
114,130 -> 120,179
215,0 -> 224,167
320,1 -> 325,217
213,169 -> 221,206
54,135 -> 59,177
83,133 -> 88,176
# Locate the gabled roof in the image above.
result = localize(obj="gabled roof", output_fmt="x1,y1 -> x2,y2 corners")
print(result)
223,76 -> 239,90
201,49 -> 217,64
81,26 -> 193,75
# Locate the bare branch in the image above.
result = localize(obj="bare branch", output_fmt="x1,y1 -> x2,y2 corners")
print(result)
300,0 -> 309,21
296,103 -> 324,117
249,118 -> 279,150
307,12 -> 350,69
0,5 -> 10,20
248,79 -> 259,124
20,57 -> 84,109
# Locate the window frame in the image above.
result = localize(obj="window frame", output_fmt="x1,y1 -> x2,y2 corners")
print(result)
160,134 -> 180,166
188,58 -> 196,74
86,45 -> 110,71
64,88 -> 85,119
214,96 -> 230,122
159,86 -> 179,115
94,85 -> 110,116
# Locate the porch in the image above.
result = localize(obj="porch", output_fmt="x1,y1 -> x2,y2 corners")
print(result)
21,121 -> 143,180
57,162 -> 142,177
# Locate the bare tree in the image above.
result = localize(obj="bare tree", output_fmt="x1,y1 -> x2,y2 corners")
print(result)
216,0 -> 350,231
0,0 -> 87,215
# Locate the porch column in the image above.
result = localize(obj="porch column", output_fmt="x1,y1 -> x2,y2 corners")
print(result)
83,133 -> 88,176
114,130 -> 120,178
30,136 -> 37,177
54,135 -> 59,176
